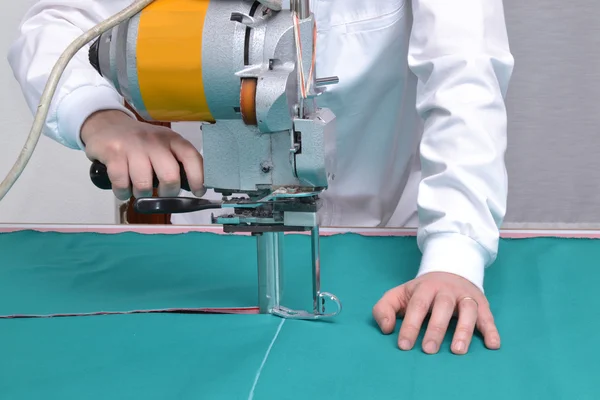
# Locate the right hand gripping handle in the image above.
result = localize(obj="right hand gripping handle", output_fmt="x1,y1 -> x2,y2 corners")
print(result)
89,160 -> 191,192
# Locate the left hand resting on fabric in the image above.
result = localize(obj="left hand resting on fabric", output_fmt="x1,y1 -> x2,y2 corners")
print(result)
372,272 -> 500,355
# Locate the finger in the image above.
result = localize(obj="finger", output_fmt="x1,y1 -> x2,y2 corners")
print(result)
421,293 -> 455,354
127,152 -> 154,199
105,156 -> 132,201
148,148 -> 182,198
171,138 -> 206,197
451,297 -> 478,355
372,286 -> 406,335
398,286 -> 436,351
476,304 -> 501,350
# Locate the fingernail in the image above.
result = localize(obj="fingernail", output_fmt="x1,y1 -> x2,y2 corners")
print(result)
399,339 -> 411,350
193,187 -> 207,197
424,341 -> 437,353
134,191 -> 152,200
454,341 -> 465,352
489,337 -> 500,348
381,317 -> 389,327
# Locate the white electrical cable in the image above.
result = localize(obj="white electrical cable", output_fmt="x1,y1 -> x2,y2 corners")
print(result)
0,0 -> 156,202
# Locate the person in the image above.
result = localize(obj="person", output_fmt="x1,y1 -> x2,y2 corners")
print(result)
7,0 -> 514,356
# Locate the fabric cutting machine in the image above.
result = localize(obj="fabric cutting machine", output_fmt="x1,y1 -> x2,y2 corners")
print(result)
87,0 -> 341,320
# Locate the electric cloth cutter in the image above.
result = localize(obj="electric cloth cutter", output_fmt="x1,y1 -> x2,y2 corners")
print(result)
87,0 -> 342,319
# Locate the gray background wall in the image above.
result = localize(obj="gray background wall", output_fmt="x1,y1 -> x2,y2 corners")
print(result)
503,1 -> 600,228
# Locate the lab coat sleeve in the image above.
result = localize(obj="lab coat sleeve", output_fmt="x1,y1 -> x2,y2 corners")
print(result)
7,1 -> 136,150
407,0 -> 514,292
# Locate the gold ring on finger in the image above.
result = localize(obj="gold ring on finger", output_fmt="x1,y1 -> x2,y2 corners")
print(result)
459,296 -> 479,308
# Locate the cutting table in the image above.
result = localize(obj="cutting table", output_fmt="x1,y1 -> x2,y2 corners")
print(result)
0,224 -> 598,399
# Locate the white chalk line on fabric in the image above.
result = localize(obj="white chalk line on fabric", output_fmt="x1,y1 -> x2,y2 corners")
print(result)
248,319 -> 286,400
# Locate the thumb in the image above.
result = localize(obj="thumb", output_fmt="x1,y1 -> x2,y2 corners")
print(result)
372,286 -> 408,334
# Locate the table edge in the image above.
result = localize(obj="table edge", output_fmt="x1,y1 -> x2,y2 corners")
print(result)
0,224 -> 599,238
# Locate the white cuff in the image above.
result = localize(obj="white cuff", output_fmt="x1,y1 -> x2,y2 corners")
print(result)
56,85 -> 136,150
417,233 -> 488,293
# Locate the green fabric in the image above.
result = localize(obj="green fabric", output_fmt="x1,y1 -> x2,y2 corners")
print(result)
0,231 -> 599,399
0,231 -> 262,314
0,314 -> 281,399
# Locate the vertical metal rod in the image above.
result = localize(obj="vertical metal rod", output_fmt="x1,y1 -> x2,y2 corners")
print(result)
291,0 -> 310,19
256,232 -> 284,314
311,226 -> 321,314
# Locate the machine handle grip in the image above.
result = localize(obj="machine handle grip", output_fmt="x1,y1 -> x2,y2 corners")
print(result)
133,197 -> 222,214
89,160 -> 191,192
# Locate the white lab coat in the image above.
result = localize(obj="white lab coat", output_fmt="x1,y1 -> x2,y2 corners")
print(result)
7,0 -> 514,292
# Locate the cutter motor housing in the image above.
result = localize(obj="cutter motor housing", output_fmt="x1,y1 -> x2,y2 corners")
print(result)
88,0 -> 337,198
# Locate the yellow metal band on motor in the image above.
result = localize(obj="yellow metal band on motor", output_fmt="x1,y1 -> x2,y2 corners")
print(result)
136,0 -> 214,122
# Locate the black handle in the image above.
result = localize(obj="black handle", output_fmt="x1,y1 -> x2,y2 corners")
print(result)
89,160 -> 191,192
133,197 -> 222,214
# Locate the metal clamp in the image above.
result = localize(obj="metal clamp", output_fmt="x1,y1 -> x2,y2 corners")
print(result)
272,291 -> 342,320
254,221 -> 341,320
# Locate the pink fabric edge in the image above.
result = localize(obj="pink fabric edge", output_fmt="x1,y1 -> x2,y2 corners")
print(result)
1,224 -> 600,238
0,307 -> 261,319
